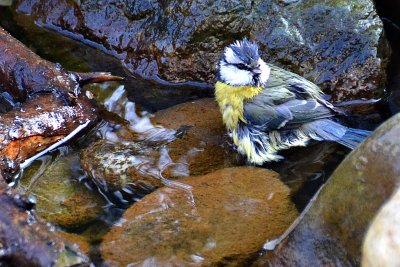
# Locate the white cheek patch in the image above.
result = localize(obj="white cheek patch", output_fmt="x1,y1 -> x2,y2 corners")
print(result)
258,59 -> 271,85
220,64 -> 253,86
224,47 -> 242,64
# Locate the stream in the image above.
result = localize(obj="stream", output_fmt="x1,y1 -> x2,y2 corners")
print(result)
0,1 -> 394,266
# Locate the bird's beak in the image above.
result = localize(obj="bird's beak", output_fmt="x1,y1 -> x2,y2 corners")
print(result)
253,68 -> 262,75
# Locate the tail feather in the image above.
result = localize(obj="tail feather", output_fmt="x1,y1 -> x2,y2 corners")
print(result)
337,128 -> 370,149
303,119 -> 370,149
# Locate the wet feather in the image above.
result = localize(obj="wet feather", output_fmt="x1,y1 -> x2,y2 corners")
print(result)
215,39 -> 370,164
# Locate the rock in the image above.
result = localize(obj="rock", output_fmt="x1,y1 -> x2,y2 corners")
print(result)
81,98 -> 240,200
258,113 -> 400,266
151,98 -> 239,175
0,182 -> 90,266
81,140 -> 168,197
362,188 -> 400,267
16,0 -> 386,101
101,167 -> 298,266
16,152 -> 107,229
255,0 -> 387,102
59,231 -> 91,256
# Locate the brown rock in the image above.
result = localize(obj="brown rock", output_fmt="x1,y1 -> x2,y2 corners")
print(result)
101,166 -> 298,266
81,99 -> 240,198
258,113 -> 400,266
152,98 -> 239,175
59,231 -> 91,255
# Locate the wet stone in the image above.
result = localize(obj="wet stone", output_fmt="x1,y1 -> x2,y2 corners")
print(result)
16,0 -> 387,101
100,166 -> 298,266
59,231 -> 91,256
81,98 -> 240,200
259,113 -> 400,266
81,141 -> 168,197
0,182 -> 91,266
255,0 -> 388,102
151,98 -> 240,175
16,151 -> 107,229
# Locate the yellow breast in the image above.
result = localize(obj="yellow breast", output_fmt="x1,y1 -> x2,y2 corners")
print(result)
215,81 -> 262,130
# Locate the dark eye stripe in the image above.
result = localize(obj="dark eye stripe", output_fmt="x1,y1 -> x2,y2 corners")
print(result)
234,63 -> 251,71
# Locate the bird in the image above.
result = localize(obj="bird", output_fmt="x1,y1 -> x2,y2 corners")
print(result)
215,38 -> 371,165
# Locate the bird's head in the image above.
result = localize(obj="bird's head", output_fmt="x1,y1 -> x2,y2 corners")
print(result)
217,38 -> 270,87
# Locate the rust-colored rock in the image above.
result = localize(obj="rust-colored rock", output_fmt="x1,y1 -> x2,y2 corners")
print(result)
152,98 -> 239,175
101,167 -> 298,266
58,232 -> 91,256
0,93 -> 96,181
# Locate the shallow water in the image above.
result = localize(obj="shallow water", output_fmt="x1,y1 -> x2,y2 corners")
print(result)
0,5 -> 382,265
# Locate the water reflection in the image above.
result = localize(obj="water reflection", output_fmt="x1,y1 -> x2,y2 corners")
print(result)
83,82 -> 193,205
97,83 -> 176,143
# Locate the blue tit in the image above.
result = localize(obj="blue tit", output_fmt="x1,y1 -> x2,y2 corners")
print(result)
215,38 -> 371,164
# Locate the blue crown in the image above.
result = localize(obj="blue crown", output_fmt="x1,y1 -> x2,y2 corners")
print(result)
229,38 -> 260,63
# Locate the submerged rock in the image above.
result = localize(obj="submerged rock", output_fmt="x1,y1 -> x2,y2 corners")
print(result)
16,0 -> 386,101
258,113 -> 400,266
0,182 -> 90,266
81,140 -> 169,199
151,98 -> 239,175
16,151 -> 107,229
81,98 -> 240,200
101,167 -> 298,266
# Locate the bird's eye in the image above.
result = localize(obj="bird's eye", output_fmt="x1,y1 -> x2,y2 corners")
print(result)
235,63 -> 249,70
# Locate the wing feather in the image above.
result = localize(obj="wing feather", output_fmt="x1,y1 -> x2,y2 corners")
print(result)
244,65 -> 335,131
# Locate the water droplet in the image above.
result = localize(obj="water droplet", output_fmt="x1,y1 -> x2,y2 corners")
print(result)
26,216 -> 36,226
354,163 -> 363,171
359,156 -> 368,164
46,222 -> 55,232
190,254 -> 204,263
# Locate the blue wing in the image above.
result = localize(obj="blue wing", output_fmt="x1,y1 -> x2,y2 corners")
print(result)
243,65 -> 336,131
